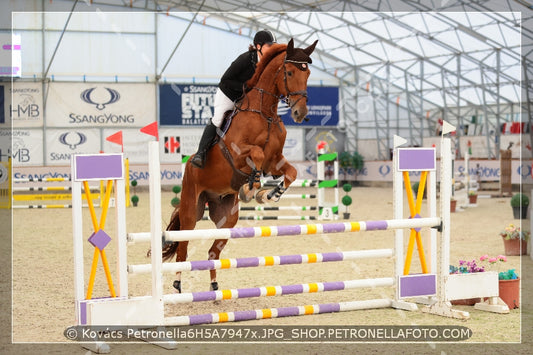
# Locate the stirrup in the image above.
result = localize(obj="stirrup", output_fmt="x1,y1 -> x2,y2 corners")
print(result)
190,152 -> 206,168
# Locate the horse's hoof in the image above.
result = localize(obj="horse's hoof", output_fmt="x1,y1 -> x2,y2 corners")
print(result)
238,186 -> 253,203
255,189 -> 270,204
210,282 -> 218,291
173,280 -> 181,293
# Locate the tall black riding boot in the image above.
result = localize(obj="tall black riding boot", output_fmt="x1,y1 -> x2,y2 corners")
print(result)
190,122 -> 218,168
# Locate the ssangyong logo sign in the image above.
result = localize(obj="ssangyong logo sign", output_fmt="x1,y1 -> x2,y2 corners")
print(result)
69,86 -> 135,125
59,132 -> 87,150
80,87 -> 120,110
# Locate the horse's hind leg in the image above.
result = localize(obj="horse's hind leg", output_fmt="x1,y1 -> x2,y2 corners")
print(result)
170,166 -> 202,293
207,193 -> 239,290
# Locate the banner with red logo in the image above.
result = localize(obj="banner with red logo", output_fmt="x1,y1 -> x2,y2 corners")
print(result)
45,83 -> 155,128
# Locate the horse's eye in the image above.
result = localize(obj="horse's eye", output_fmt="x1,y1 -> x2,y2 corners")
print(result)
287,71 -> 293,77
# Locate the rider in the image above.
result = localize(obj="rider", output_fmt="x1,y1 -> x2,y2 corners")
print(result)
190,29 -> 277,168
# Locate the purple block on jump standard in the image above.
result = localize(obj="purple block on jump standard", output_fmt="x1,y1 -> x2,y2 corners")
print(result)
397,148 -> 436,171
88,230 -> 111,250
398,274 -> 437,298
74,154 -> 123,181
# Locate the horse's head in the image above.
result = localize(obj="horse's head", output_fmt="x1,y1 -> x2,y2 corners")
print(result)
279,38 -> 318,123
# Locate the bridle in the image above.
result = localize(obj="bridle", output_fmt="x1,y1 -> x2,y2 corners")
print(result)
237,53 -> 309,121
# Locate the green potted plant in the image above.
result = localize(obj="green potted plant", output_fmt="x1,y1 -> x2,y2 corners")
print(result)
412,181 -> 427,199
510,193 -> 529,219
131,194 -> 139,207
341,183 -> 352,219
499,223 -> 530,256
171,185 -> 182,208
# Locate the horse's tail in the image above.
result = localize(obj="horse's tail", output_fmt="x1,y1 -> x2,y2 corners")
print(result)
162,208 -> 181,262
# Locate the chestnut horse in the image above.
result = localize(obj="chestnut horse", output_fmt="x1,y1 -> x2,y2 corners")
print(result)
163,39 -> 318,293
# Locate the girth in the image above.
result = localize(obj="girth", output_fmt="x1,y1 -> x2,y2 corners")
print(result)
217,138 -> 249,191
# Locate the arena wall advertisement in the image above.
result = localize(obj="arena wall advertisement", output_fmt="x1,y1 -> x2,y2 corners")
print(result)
0,82 -> 43,128
45,129 -> 100,166
159,84 -> 339,127
12,159 -> 532,187
9,129 -> 43,166
45,83 -> 155,128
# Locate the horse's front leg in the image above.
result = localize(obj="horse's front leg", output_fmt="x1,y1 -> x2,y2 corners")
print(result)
238,145 -> 264,202
256,155 -> 297,204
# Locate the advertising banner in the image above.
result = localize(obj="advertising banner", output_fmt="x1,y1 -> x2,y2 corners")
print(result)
45,129 -> 101,166
157,127 -> 304,164
46,83 -> 155,128
0,82 -> 44,128
281,86 -> 339,126
159,84 -> 217,126
10,129 -> 43,166
159,84 -> 339,127
159,127 -> 203,163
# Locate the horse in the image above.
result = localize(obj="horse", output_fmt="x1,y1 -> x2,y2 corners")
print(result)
163,38 -> 318,293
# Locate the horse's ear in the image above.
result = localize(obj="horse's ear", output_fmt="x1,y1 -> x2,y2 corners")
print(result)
304,40 -> 318,56
287,38 -> 295,55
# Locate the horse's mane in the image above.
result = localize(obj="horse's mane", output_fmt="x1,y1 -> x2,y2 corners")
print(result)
246,43 -> 288,89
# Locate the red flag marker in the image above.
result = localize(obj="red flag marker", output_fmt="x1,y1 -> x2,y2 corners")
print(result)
140,121 -> 159,141
106,131 -> 123,152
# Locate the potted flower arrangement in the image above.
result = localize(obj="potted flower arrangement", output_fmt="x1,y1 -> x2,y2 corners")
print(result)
468,190 -> 478,204
510,193 -> 529,219
500,223 -> 529,256
449,255 -> 518,309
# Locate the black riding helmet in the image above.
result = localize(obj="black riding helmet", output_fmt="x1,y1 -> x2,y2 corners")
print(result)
253,30 -> 277,46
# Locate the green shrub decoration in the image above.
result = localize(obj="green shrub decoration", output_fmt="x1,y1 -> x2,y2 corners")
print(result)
172,185 -> 182,194
171,197 -> 180,207
343,183 -> 352,192
131,195 -> 139,203
342,195 -> 352,207
510,193 -> 529,207
131,180 -> 137,187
